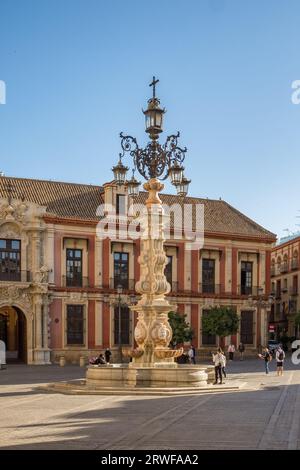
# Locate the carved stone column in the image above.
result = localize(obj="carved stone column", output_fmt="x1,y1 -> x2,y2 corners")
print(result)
130,179 -> 181,367
35,296 -> 43,350
33,294 -> 51,364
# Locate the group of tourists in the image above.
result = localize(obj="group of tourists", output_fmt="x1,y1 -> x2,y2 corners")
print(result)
258,345 -> 286,376
89,348 -> 112,366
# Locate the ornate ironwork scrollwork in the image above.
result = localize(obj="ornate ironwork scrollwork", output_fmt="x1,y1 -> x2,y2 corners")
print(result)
119,131 -> 187,181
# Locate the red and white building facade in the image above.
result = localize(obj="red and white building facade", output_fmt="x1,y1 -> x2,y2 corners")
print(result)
0,175 -> 276,364
270,234 -> 300,338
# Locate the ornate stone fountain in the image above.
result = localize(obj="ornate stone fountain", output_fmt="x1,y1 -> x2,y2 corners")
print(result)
86,78 -> 209,389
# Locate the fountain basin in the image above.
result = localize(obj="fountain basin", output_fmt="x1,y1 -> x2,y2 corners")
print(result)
86,364 -> 208,388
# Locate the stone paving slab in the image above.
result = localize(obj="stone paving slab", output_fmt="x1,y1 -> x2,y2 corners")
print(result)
1,360 -> 300,449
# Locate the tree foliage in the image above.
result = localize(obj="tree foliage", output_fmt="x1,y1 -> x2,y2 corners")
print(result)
202,306 -> 239,338
168,311 -> 194,347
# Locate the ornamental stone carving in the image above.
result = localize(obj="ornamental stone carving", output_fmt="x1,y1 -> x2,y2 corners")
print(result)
0,286 -> 33,312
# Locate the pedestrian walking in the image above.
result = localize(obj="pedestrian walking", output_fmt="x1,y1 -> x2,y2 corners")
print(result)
238,342 -> 245,361
104,348 -> 112,364
228,343 -> 235,361
212,348 -> 226,384
276,346 -> 285,376
258,347 -> 272,374
221,350 -> 227,378
188,345 -> 196,364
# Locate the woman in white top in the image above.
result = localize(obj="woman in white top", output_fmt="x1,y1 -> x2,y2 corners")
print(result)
228,344 -> 235,361
275,347 -> 285,376
212,348 -> 226,384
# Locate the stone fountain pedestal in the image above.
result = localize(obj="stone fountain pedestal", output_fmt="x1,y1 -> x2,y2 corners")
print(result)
86,363 -> 209,389
86,178 -> 210,391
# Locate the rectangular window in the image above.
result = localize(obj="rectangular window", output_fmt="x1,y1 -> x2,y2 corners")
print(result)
201,310 -> 216,345
241,261 -> 253,295
0,239 -> 21,281
165,255 -> 173,286
114,252 -> 129,289
114,306 -> 130,345
240,310 -> 254,344
293,275 -> 298,295
66,249 -> 83,287
276,280 -> 281,298
66,305 -> 84,345
116,194 -> 126,216
202,259 -> 215,293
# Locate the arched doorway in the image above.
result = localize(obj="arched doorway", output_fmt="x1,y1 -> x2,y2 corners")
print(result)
0,306 -> 27,363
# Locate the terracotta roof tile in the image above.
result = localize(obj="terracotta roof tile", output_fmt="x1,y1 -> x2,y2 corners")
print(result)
0,176 -> 104,221
0,176 -> 276,240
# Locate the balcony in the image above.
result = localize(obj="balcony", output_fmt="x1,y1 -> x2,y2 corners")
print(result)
109,278 -> 135,290
199,283 -> 222,295
0,271 -> 31,282
292,259 -> 299,270
62,276 -> 89,288
237,285 -> 261,296
280,263 -> 289,274
271,267 -> 276,277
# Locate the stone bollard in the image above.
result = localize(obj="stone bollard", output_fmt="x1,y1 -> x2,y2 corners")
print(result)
59,356 -> 65,367
79,356 -> 85,367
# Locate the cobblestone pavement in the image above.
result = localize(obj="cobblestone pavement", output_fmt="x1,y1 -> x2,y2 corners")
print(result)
1,357 -> 300,450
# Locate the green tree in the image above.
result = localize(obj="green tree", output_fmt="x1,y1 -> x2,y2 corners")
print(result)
202,306 -> 239,340
168,311 -> 194,347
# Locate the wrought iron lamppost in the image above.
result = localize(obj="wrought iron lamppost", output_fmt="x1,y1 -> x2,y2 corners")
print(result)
111,78 -> 191,366
112,76 -> 191,198
248,288 -> 275,351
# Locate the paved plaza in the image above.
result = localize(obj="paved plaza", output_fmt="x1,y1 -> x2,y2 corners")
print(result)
1,358 -> 300,450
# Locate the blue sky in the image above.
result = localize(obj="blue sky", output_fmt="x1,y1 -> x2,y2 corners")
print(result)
0,0 -> 300,238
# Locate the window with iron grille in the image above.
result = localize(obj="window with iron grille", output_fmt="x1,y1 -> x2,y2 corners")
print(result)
0,239 -> 21,281
66,305 -> 84,345
114,252 -> 129,289
240,310 -> 254,344
66,249 -> 82,287
202,259 -> 215,293
114,306 -> 130,345
241,262 -> 253,295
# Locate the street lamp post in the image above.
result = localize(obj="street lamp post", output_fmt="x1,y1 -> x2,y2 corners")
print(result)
111,78 -> 191,366
117,284 -> 123,363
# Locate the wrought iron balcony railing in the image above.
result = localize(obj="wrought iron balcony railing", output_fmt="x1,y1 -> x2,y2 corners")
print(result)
0,271 -> 31,282
109,278 -> 136,290
237,285 -> 261,296
199,283 -> 222,295
62,276 -> 89,288
291,259 -> 299,270
280,263 -> 289,274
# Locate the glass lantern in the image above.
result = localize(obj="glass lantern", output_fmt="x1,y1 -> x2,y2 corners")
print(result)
112,157 -> 128,185
169,162 -> 184,185
126,170 -> 140,197
175,176 -> 191,198
143,98 -> 165,137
